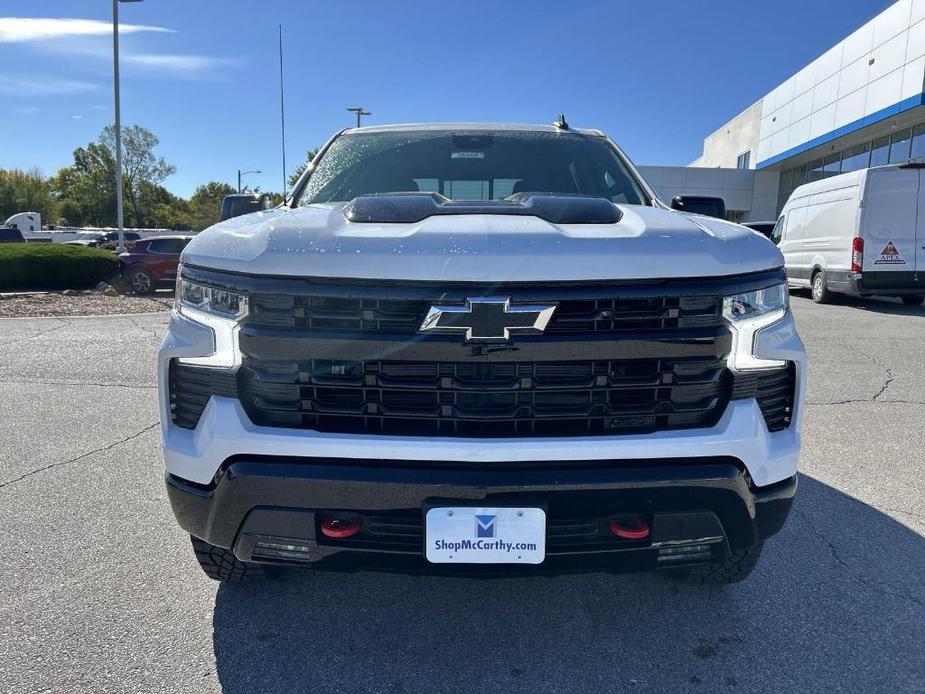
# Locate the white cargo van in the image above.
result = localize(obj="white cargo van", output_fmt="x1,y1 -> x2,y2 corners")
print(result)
772,164 -> 925,305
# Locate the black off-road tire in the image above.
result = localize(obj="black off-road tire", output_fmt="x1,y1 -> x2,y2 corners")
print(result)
668,542 -> 764,585
901,295 -> 924,306
811,271 -> 833,304
190,536 -> 265,582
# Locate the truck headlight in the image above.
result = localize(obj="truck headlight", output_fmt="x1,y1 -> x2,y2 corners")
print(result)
175,267 -> 248,368
177,277 -> 248,319
723,282 -> 788,371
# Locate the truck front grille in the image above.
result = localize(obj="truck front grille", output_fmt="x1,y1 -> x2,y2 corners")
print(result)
246,293 -> 723,334
236,356 -> 730,437
167,269 -> 793,436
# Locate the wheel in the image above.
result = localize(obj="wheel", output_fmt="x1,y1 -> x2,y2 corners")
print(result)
811,271 -> 832,304
667,542 -> 764,585
901,295 -> 924,306
127,266 -> 155,295
190,536 -> 265,582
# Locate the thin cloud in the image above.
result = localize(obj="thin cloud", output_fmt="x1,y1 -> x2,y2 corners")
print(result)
0,76 -> 98,96
122,53 -> 239,74
0,17 -> 173,43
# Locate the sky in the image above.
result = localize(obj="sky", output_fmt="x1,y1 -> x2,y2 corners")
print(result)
0,0 -> 898,198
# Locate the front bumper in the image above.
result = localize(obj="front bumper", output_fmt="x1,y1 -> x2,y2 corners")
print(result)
167,456 -> 796,574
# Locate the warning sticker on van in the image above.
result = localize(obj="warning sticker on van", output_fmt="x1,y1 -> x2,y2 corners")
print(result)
873,241 -> 906,265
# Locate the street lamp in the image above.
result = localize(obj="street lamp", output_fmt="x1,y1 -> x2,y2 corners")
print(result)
347,106 -> 371,128
113,0 -> 143,254
237,169 -> 261,193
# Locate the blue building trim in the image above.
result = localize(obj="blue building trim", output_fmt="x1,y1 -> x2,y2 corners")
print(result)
755,92 -> 925,169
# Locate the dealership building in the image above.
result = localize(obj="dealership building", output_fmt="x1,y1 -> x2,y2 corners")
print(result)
645,0 -> 925,222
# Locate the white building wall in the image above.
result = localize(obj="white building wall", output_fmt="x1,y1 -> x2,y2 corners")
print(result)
756,0 -> 925,166
690,102 -> 761,169
637,166 -> 780,222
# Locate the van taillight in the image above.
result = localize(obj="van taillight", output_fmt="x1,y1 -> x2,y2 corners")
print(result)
851,237 -> 864,273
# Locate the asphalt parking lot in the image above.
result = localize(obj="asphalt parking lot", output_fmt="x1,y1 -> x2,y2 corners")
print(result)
0,295 -> 923,693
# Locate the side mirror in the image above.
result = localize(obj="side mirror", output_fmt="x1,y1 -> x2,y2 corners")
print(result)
670,195 -> 727,220
220,193 -> 273,221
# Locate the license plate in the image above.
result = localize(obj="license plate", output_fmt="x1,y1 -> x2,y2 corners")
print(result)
425,507 -> 546,564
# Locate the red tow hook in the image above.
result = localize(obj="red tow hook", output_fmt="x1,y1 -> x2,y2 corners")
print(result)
320,516 -> 362,539
608,517 -> 650,540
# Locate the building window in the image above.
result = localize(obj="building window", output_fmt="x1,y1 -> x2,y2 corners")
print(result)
889,129 -> 912,164
870,136 -> 890,167
911,124 -> 925,161
736,151 -> 751,169
823,152 -> 842,177
841,143 -> 871,172
807,159 -> 824,182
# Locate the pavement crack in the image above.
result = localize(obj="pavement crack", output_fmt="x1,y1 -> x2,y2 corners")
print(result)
792,507 -> 922,607
872,367 -> 895,401
0,422 -> 160,490
0,318 -> 69,348
130,316 -> 163,342
0,378 -> 157,390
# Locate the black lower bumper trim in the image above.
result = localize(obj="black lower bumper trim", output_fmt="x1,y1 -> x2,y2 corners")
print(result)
166,456 -> 796,574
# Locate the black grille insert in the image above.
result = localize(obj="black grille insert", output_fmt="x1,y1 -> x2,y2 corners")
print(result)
245,293 -> 723,335
238,356 -> 731,437
168,361 -> 237,430
731,364 -> 796,432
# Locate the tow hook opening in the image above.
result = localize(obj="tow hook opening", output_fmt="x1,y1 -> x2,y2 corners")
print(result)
320,515 -> 363,539
607,516 -> 651,540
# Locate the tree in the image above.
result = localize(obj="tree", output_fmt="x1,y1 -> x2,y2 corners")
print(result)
99,124 -> 176,227
0,168 -> 58,225
188,181 -> 235,231
288,147 -> 320,189
51,142 -> 116,227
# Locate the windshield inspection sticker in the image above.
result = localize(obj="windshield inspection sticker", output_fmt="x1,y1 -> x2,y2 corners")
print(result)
451,151 -> 485,159
874,241 -> 906,265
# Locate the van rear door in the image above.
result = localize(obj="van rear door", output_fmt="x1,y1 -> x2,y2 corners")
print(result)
860,167 -> 918,276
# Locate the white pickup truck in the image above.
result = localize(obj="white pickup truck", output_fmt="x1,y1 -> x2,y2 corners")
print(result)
158,121 -> 806,585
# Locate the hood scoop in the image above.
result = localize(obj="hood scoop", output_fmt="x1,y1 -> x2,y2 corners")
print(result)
342,192 -> 622,225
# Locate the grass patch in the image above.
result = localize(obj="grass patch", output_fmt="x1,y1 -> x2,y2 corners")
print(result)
0,243 -> 119,291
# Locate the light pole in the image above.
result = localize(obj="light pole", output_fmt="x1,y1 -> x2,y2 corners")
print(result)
347,106 -> 371,128
113,0 -> 142,254
237,169 -> 261,193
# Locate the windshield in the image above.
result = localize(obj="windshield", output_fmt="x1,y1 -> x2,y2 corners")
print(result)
296,130 -> 649,206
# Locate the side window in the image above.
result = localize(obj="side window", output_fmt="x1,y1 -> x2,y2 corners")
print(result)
148,239 -> 187,254
770,215 -> 785,245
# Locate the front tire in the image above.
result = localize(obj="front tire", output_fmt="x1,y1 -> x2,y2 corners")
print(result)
190,536 -> 265,582
901,295 -> 924,306
667,542 -> 764,584
811,271 -> 832,304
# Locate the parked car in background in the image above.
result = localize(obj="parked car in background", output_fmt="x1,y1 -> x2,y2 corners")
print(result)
774,163 -> 925,305
63,231 -> 142,249
742,221 -> 776,238
0,227 -> 25,243
119,235 -> 193,294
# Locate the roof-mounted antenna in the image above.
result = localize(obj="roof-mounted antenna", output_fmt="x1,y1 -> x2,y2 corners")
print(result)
553,113 -> 569,130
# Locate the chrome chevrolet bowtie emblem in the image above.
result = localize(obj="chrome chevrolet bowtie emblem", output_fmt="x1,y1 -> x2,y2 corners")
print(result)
419,296 -> 556,341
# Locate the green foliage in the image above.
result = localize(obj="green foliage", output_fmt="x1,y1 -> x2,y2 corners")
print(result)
0,168 -> 57,225
0,244 -> 119,291
188,181 -> 236,231
2,124 -> 281,233
288,147 -> 321,189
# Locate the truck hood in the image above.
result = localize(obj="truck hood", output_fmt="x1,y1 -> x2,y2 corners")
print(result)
182,203 -> 782,282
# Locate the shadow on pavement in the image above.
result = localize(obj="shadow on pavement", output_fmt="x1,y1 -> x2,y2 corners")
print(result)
211,476 -> 924,693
